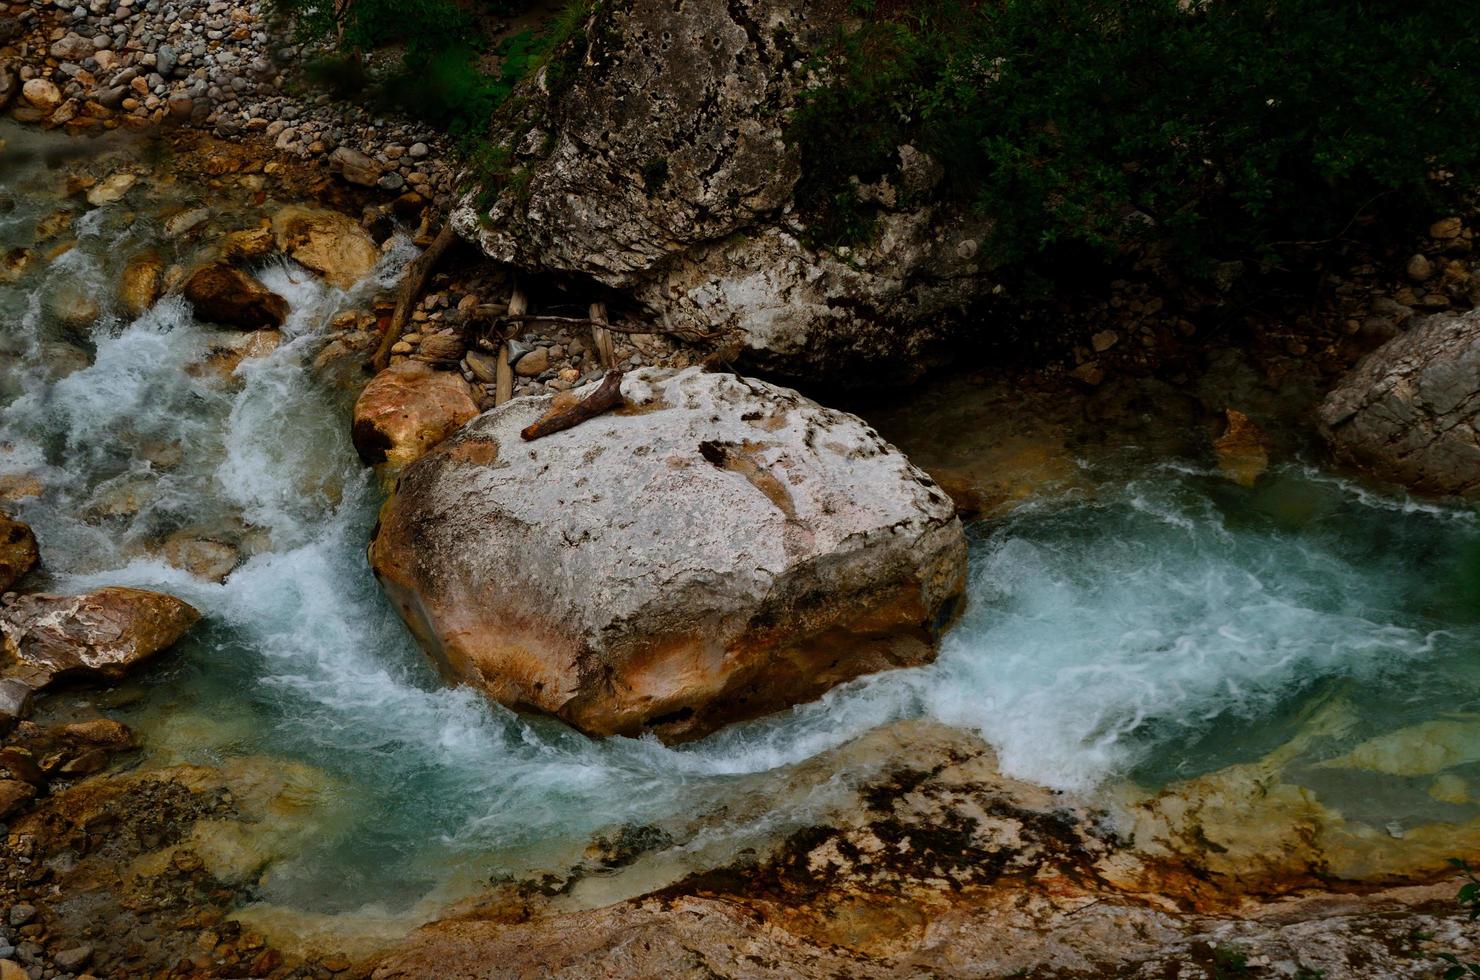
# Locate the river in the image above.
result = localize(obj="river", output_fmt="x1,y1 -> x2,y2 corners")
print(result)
3,120 -> 1478,945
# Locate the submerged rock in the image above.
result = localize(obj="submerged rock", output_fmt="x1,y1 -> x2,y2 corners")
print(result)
118,248 -> 164,317
182,262 -> 289,330
351,360 -> 479,474
0,587 -> 200,690
0,512 -> 38,591
271,205 -> 380,289
369,368 -> 966,742
1320,308 -> 1480,496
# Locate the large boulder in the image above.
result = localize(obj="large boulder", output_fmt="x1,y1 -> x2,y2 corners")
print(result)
1319,309 -> 1480,496
182,263 -> 289,330
450,0 -> 993,382
270,206 -> 381,289
352,361 -> 480,475
369,368 -> 966,742
0,587 -> 201,690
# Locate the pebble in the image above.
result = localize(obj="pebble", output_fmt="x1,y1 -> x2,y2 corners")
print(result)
6,906 -> 35,928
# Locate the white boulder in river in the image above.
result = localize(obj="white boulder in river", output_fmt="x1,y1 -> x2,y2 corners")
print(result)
370,367 -> 967,742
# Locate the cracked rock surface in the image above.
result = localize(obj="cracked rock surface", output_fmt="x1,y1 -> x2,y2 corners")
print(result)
1319,308 -> 1480,496
452,0 -> 996,381
369,367 -> 966,742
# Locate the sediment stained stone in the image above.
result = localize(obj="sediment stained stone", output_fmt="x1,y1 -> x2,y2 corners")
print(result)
370,368 -> 966,742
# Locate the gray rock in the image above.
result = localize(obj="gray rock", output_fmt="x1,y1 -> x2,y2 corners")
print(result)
450,0 -> 995,383
1320,308 -> 1480,496
0,679 -> 33,735
52,945 -> 91,972
370,367 -> 965,743
6,905 -> 34,928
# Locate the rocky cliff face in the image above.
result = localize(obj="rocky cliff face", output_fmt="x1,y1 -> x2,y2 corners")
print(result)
451,0 -> 996,381
1319,309 -> 1480,497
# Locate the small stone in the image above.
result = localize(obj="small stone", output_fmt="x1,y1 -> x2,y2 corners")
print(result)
1430,217 -> 1463,240
514,347 -> 549,377
1213,409 -> 1270,488
1406,254 -> 1434,282
21,79 -> 62,113
1068,361 -> 1104,386
54,945 -> 93,971
1090,329 -> 1119,353
6,904 -> 35,928
408,142 -> 429,159
86,172 -> 137,206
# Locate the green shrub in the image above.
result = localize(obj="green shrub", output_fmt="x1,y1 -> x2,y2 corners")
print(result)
265,0 -> 556,134
791,0 -> 1480,282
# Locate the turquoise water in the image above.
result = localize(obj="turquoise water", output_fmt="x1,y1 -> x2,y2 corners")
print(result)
3,121 -> 1478,928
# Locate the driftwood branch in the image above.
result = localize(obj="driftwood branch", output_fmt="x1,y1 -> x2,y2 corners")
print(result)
590,301 -> 616,371
370,222 -> 459,372
497,313 -> 718,340
495,283 -> 524,406
520,371 -> 625,441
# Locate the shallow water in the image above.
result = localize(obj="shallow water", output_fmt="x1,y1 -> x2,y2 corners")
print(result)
3,122 -> 1478,933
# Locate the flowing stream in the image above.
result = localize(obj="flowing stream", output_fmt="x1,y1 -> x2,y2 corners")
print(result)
3,122 -> 1479,939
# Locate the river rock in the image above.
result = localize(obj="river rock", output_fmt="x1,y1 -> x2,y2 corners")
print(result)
182,263 -> 289,330
220,225 -> 275,262
1212,409 -> 1269,488
328,146 -> 383,188
0,587 -> 201,690
119,249 -> 164,317
162,535 -> 239,583
86,172 -> 137,207
0,779 -> 34,818
369,367 -> 966,742
21,78 -> 61,113
270,205 -> 381,289
0,677 -> 32,734
451,0 -> 994,382
0,513 -> 37,592
1319,308 -> 1480,496
352,360 -> 479,473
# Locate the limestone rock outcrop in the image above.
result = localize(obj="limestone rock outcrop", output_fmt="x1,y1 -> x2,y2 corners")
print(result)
369,368 -> 966,742
451,0 -> 994,381
0,587 -> 201,690
1319,309 -> 1480,496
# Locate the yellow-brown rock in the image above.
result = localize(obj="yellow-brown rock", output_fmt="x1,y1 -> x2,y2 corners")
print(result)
1213,409 -> 1269,487
270,205 -> 380,289
220,225 -> 275,263
118,248 -> 164,317
0,512 -> 38,591
351,361 -> 479,474
0,587 -> 200,690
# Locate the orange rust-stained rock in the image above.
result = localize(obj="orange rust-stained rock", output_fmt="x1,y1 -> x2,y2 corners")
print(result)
351,360 -> 480,475
0,587 -> 200,690
1213,408 -> 1270,487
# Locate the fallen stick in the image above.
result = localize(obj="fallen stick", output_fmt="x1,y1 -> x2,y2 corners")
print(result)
371,222 -> 459,373
520,371 -> 625,441
496,283 -> 524,406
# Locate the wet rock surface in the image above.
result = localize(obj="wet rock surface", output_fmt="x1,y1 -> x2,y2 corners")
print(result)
1320,308 -> 1480,497
371,367 -> 966,741
351,360 -> 480,476
0,588 -> 199,691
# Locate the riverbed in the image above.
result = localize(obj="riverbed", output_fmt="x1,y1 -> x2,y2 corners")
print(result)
3,121 -> 1478,951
